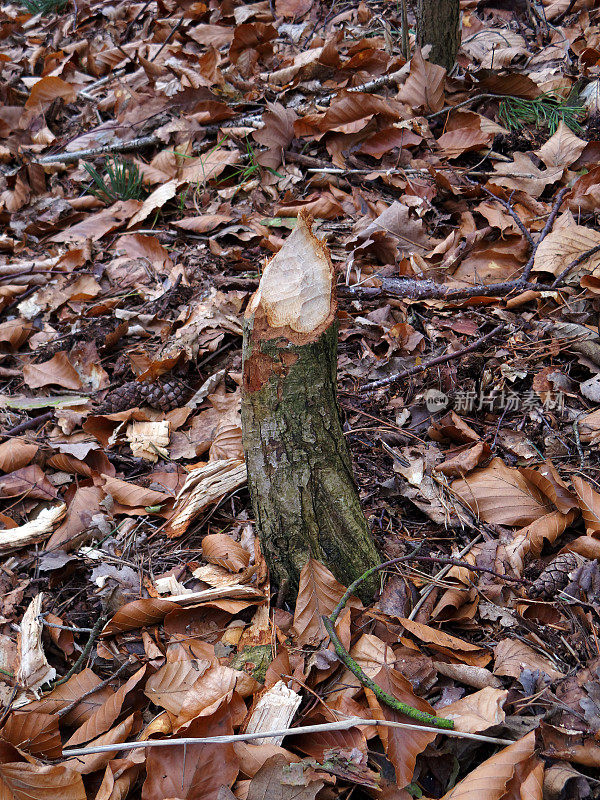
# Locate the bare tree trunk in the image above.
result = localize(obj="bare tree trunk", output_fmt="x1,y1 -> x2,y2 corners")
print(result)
241,213 -> 380,602
416,0 -> 460,72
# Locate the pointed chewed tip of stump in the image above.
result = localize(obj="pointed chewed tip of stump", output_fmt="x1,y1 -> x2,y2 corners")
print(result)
247,210 -> 336,339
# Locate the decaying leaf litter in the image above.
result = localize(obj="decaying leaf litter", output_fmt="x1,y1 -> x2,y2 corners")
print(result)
1,0 -> 600,797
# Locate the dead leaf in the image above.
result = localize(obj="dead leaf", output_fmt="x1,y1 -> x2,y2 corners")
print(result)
142,704 -> 239,800
397,48 -> 445,112
437,731 -> 542,800
440,687 -> 508,733
535,122 -> 587,168
494,638 -> 564,681
26,76 -> 77,108
451,458 -> 553,527
23,352 -> 83,390
292,559 -> 362,647
202,533 -> 251,572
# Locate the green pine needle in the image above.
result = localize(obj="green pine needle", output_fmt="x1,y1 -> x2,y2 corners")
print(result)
499,92 -> 586,135
83,156 -> 145,204
17,0 -> 68,15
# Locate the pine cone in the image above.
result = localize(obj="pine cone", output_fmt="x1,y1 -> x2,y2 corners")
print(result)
99,380 -> 144,413
138,378 -> 189,412
98,378 -> 190,413
530,552 -> 583,599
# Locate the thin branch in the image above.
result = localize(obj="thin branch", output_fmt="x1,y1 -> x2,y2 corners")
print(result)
360,324 -> 505,394
33,135 -> 160,165
550,242 -> 600,288
521,186 -> 570,282
61,716 -> 513,757
475,184 -> 535,249
57,661 -> 131,719
3,411 -> 53,438
426,92 -> 510,120
322,615 -> 454,729
51,612 -> 108,687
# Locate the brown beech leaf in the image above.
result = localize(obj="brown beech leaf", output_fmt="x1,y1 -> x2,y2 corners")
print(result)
172,213 -> 233,234
0,439 -> 38,472
202,533 -> 250,572
114,233 -> 173,270
26,76 -> 77,108
64,666 -> 145,747
95,753 -> 145,800
144,641 -> 217,718
234,741 -> 301,779
398,618 -> 491,667
253,102 -> 297,171
0,762 -> 86,800
101,598 -> 180,635
46,485 -> 105,551
23,352 -> 83,390
440,687 -> 508,733
532,224 -> 600,279
494,638 -> 564,681
540,721 -> 600,767
365,665 -> 438,786
1,710 -> 62,759
245,754 -> 324,800
142,705 -> 239,800
292,559 -> 362,647
571,476 -> 600,534
451,458 -> 553,527
397,48 -> 445,112
20,668 -> 111,724
51,200 -> 143,243
506,510 -> 577,576
492,152 -> 563,197
100,475 -> 170,510
146,649 -> 239,731
0,465 -> 56,500
535,122 -> 587,168
437,731 -> 543,800
64,714 -> 136,775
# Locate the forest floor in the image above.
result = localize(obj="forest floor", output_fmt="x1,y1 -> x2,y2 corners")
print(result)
1,0 -> 600,798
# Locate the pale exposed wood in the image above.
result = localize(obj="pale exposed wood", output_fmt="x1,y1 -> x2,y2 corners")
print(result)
244,680 -> 302,746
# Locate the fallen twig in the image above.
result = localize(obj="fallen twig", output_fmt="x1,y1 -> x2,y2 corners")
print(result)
476,184 -> 535,249
51,612 -> 108,687
521,186 -> 570,282
33,135 -> 160,165
360,324 -> 504,394
551,242 -> 600,287
3,411 -> 54,438
61,715 -> 513,757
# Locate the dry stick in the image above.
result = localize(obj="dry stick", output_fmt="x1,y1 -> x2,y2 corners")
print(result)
425,93 -> 509,121
521,186 -> 570,282
57,661 -> 131,719
3,411 -> 53,438
34,135 -> 160,165
551,242 -> 600,288
51,612 -> 108,687
476,184 -> 535,249
408,535 -> 483,621
61,716 -> 512,757
361,324 -> 504,394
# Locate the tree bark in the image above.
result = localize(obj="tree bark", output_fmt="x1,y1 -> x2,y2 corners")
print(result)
241,212 -> 380,602
416,0 -> 460,72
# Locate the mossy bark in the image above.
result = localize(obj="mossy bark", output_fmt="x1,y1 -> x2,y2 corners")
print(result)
241,320 -> 380,603
416,0 -> 460,72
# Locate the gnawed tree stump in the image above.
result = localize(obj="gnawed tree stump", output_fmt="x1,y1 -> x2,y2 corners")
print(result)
241,212 -> 380,601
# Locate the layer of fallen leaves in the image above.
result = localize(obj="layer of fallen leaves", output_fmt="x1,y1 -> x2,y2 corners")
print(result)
1,0 -> 600,798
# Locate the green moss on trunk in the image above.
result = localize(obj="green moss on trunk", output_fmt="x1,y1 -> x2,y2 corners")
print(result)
242,320 -> 380,602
